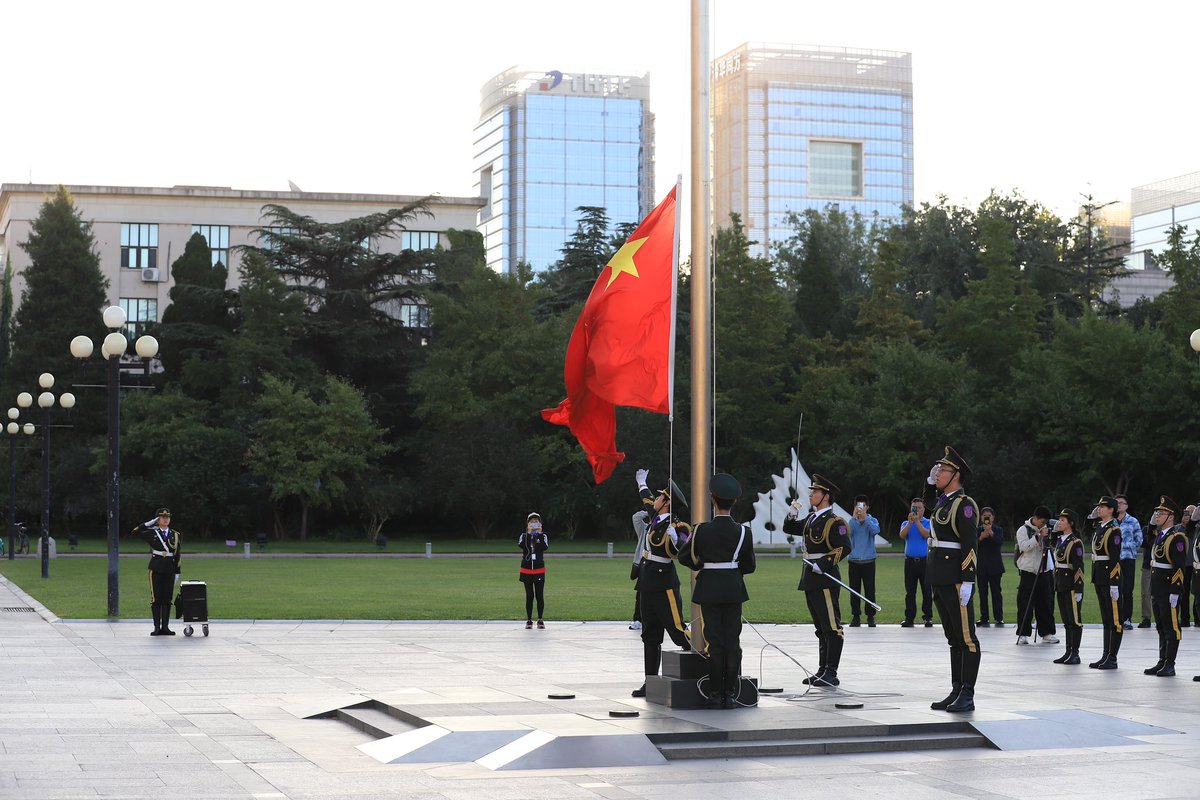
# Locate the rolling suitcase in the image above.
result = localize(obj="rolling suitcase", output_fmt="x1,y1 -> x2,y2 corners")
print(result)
174,580 -> 209,637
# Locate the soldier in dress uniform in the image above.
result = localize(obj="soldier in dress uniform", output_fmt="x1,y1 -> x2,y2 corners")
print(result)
130,507 -> 181,637
922,446 -> 982,713
1085,495 -> 1123,669
1145,496 -> 1187,677
630,470 -> 692,698
678,473 -> 757,707
1051,508 -> 1085,665
782,473 -> 849,687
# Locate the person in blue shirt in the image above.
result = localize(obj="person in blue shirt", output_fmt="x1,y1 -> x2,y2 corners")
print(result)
847,494 -> 881,627
1115,495 -> 1142,630
899,497 -> 934,627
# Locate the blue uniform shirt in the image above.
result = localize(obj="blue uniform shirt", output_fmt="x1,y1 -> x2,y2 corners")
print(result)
848,515 -> 880,561
901,517 -> 931,558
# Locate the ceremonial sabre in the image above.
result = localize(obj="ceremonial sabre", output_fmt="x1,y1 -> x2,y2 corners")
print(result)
801,558 -> 882,611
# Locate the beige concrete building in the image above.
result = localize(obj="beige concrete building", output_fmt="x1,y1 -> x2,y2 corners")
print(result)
0,183 -> 484,334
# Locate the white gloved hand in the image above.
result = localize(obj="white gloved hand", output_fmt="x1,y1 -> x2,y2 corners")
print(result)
927,465 -> 939,485
808,561 -> 823,575
1192,506 -> 1200,522
959,582 -> 973,606
144,518 -> 158,527
1170,594 -> 1179,609
635,468 -> 648,489
786,500 -> 803,521
1074,592 -> 1082,604
1109,586 -> 1119,601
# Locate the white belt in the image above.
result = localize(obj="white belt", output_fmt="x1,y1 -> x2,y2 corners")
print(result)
151,550 -> 171,557
802,555 -> 823,562
704,562 -> 739,569
1054,565 -> 1073,570
644,554 -> 672,564
1151,560 -> 1173,569
1092,555 -> 1110,562
931,541 -> 961,550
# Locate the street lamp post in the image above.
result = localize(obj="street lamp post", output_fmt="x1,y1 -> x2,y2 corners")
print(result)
71,305 -> 159,616
5,408 -> 34,561
18,375 -> 75,579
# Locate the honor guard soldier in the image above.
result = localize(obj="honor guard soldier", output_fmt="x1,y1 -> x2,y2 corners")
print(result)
131,507 -> 181,636
630,471 -> 692,698
1085,496 -> 1123,669
679,473 -> 757,707
783,473 -> 849,687
922,447 -> 982,712
1051,509 -> 1085,665
1145,496 -> 1187,677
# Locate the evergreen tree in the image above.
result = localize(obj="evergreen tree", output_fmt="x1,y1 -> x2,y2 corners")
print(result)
534,206 -> 615,318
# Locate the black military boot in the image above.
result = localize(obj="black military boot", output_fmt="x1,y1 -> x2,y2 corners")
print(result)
150,605 -> 162,636
803,636 -> 828,685
1145,638 -> 1166,674
1157,662 -> 1176,677
813,636 -> 843,686
945,686 -> 975,712
158,603 -> 175,635
1158,639 -> 1180,677
1063,650 -> 1081,665
1054,648 -> 1072,664
1088,652 -> 1109,669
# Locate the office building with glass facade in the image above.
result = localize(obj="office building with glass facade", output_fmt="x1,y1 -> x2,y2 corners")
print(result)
473,68 -> 654,273
712,43 -> 913,257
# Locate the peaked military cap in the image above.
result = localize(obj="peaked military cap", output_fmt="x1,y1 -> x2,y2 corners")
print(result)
657,478 -> 689,515
1096,495 -> 1118,510
1058,508 -> 1080,529
155,507 -> 171,517
809,473 -> 839,496
1154,495 -> 1182,518
936,446 -> 972,477
710,473 -> 741,501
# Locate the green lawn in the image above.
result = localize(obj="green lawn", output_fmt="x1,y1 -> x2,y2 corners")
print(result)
0,554 -> 1038,624
27,536 -> 629,555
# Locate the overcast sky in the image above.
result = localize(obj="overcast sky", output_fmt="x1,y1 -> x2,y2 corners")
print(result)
4,0 -> 1195,227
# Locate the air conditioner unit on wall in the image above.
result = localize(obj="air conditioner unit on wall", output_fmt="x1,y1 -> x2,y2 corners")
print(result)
141,268 -> 161,282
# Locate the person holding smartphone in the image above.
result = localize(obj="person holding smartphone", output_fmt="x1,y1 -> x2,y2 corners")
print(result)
847,494 -> 880,627
899,497 -> 934,627
518,513 -> 549,629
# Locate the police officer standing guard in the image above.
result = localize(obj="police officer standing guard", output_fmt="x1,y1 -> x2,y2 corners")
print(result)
783,473 -> 850,687
1086,496 -> 1123,669
679,473 -> 756,707
1145,496 -> 1187,677
923,447 -> 982,713
131,508 -> 181,637
630,470 -> 692,698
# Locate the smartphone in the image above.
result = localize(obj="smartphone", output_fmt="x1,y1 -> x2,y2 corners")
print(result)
855,502 -> 865,511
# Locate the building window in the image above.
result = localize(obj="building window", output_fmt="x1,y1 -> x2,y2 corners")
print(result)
808,141 -> 863,198
192,225 -> 230,267
120,223 -> 158,269
119,297 -> 158,339
401,231 -> 439,251
258,225 -> 298,252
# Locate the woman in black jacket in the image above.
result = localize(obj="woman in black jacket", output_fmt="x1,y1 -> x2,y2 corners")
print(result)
518,513 -> 549,629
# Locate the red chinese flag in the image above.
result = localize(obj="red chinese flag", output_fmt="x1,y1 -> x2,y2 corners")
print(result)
541,186 -> 679,484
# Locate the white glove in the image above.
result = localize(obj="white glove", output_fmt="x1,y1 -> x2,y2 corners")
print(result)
635,468 -> 648,489
1074,592 -> 1082,604
1109,586 -> 1119,601
959,582 -> 973,606
1170,594 -> 1179,609
1192,506 -> 1200,522
808,561 -> 823,575
786,500 -> 803,521
927,465 -> 939,485
144,518 -> 158,527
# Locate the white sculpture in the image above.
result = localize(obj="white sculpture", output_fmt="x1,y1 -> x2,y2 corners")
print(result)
748,448 -> 890,549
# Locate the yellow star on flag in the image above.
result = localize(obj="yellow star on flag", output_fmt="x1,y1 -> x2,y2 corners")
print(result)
603,236 -> 648,289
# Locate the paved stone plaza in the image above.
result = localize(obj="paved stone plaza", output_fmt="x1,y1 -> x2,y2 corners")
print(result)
2,574 -> 1199,799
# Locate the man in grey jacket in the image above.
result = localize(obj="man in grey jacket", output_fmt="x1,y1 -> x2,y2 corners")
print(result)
1015,506 -> 1059,645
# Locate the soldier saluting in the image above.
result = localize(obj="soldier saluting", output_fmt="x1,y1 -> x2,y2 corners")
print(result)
783,473 -> 849,687
1051,508 -> 1085,665
679,473 -> 756,707
1145,496 -> 1187,677
923,447 -> 981,713
630,470 -> 692,698
130,507 -> 181,637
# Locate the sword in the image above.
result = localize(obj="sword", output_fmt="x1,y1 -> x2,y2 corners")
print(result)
801,558 -> 882,611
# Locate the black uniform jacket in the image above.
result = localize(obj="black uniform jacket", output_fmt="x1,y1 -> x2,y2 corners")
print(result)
518,531 -> 548,581
976,524 -> 1006,576
133,524 -> 181,575
922,485 -> 980,586
1149,524 -> 1189,599
1052,532 -> 1085,593
1087,519 -> 1121,587
783,507 -> 849,592
679,515 -> 756,604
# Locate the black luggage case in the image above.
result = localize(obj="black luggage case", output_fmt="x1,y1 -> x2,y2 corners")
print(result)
174,580 -> 209,637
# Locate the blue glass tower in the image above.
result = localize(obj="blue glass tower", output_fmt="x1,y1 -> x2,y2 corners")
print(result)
712,44 -> 914,257
473,68 -> 655,274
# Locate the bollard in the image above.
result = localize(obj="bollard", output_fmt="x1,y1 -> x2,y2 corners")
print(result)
607,542 -> 613,558
425,542 -> 432,559
244,542 -> 251,559
789,541 -> 797,558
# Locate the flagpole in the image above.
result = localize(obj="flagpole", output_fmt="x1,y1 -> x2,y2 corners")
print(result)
688,0 -> 712,656
668,174 -> 682,418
